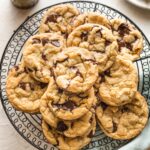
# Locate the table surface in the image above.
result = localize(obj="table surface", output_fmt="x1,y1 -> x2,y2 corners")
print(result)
0,0 -> 150,150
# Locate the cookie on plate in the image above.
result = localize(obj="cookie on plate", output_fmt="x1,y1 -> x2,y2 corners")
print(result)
41,108 -> 95,138
40,77 -> 97,120
72,12 -> 111,30
42,119 -> 96,150
96,92 -> 149,140
39,4 -> 80,38
6,63 -> 47,113
67,23 -> 118,73
23,33 -> 66,83
51,46 -> 98,93
99,55 -> 138,106
111,19 -> 143,61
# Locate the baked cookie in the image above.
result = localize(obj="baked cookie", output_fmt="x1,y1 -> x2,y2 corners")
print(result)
67,23 -> 118,73
42,119 -> 96,150
99,55 -> 138,106
96,92 -> 149,140
23,33 -> 66,83
40,77 -> 97,120
51,46 -> 98,93
111,19 -> 143,61
39,4 -> 80,38
6,63 -> 47,113
41,108 -> 95,138
72,12 -> 111,29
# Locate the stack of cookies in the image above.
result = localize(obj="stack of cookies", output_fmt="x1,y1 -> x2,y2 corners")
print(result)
6,4 -> 149,150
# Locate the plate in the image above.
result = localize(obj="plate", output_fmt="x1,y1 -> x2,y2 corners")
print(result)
0,1 -> 150,150
127,0 -> 150,10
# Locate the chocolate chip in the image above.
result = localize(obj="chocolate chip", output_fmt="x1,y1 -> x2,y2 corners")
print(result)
51,40 -> 60,47
41,53 -> 47,61
63,101 -> 77,110
104,70 -> 111,77
118,23 -> 130,37
117,40 -> 132,51
41,38 -> 49,46
58,88 -> 63,93
57,121 -> 68,132
32,38 -> 41,44
88,131 -> 94,138
39,82 -> 47,89
105,40 -> 111,46
101,102 -> 107,110
81,31 -> 88,41
112,121 -> 117,132
45,13 -> 59,24
53,101 -> 77,111
14,65 -> 19,71
126,42 -> 132,50
19,82 -> 26,90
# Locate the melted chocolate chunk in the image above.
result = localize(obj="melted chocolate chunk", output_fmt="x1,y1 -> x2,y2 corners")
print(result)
57,121 -> 68,132
14,65 -> 19,71
51,40 -> 60,47
32,38 -> 41,44
81,32 -> 88,41
126,42 -> 132,50
45,13 -> 59,24
88,131 -> 94,138
105,40 -> 111,46
54,101 -> 77,111
58,88 -> 63,93
39,82 -> 47,89
19,82 -> 26,90
112,121 -> 117,133
41,38 -> 49,46
100,102 -> 107,110
118,40 -> 132,51
118,23 -> 130,37
41,53 -> 47,61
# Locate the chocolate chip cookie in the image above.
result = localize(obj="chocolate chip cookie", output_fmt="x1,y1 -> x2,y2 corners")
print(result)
40,77 -> 97,120
51,46 -> 98,93
99,55 -> 138,106
41,108 -> 95,138
6,63 -> 47,113
96,92 -> 149,140
39,4 -> 80,38
111,19 -> 143,61
42,119 -> 95,150
23,33 -> 66,83
72,12 -> 111,30
67,23 -> 118,73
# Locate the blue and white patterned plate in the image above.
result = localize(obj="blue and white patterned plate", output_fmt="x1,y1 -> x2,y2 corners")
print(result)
0,1 -> 150,150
